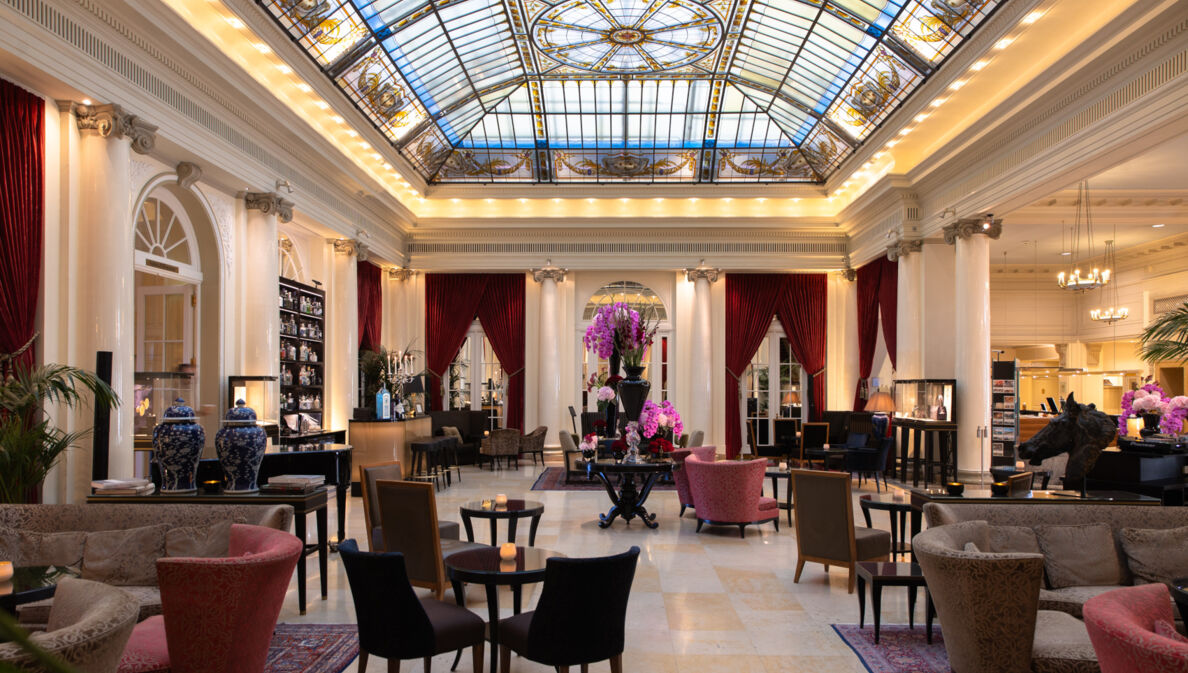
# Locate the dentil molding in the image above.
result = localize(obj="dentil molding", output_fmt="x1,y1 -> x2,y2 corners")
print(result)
245,191 -> 294,223
73,103 -> 157,154
943,218 -> 1003,245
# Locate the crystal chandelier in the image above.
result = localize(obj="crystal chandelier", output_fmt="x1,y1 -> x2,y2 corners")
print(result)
1089,239 -> 1128,324
1056,181 -> 1111,291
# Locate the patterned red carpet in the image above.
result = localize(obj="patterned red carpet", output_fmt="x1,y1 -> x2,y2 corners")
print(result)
266,624 -> 358,673
831,624 -> 948,673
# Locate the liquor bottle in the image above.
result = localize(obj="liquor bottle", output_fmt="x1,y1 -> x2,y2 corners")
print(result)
376,384 -> 391,421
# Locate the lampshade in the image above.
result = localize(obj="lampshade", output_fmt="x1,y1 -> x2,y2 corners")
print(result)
402,376 -> 425,396
866,391 -> 895,414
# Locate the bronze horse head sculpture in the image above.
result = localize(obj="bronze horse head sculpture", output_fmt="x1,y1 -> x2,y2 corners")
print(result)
1017,392 -> 1116,497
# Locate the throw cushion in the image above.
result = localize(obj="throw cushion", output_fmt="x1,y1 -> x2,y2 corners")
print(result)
1119,525 -> 1188,586
82,524 -> 168,586
441,426 -> 463,441
988,525 -> 1042,554
1034,523 -> 1122,589
165,520 -> 232,558
1154,619 -> 1188,643
0,527 -> 86,567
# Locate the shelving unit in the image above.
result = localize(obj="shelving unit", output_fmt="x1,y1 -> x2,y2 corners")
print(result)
279,276 -> 326,447
990,360 -> 1020,467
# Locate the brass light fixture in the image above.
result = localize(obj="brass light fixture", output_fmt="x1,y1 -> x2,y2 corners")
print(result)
1057,181 -> 1111,291
1089,239 -> 1128,323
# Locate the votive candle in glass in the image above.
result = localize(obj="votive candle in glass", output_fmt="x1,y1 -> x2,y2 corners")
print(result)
495,493 -> 508,506
500,543 -> 517,560
0,561 -> 12,583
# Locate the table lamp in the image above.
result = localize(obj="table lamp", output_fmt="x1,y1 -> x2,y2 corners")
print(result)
866,391 -> 895,415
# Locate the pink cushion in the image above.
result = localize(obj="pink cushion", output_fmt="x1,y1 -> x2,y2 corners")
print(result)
1084,583 -> 1188,673
685,455 -> 773,523
757,497 -> 778,511
118,616 -> 170,673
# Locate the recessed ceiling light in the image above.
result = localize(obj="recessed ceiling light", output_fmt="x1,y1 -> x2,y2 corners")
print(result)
898,128 -> 911,136
930,98 -> 945,108
971,60 -> 988,71
331,115 -> 345,124
914,113 -> 928,122
1061,251 -> 1072,256
81,98 -> 92,105
277,65 -> 293,74
253,43 -> 271,54
297,84 -> 313,93
949,80 -> 966,91
1153,223 -> 1166,228
994,37 -> 1014,50
225,16 -> 245,29
1022,10 -> 1043,24
315,101 -> 329,109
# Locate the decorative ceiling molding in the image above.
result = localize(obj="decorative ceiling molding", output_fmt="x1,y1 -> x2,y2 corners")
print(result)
531,260 -> 568,284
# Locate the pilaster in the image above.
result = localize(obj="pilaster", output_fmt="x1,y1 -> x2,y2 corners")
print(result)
327,239 -> 360,429
532,260 -> 567,445
685,260 -> 719,442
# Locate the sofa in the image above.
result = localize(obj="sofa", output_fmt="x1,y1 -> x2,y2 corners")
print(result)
0,503 -> 292,629
923,502 -> 1188,619
914,520 -> 1099,673
430,409 -> 488,464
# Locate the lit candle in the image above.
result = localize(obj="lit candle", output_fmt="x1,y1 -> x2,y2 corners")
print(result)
500,543 -> 517,560
495,493 -> 508,506
499,559 -> 516,573
0,561 -> 11,583
1126,417 -> 1144,437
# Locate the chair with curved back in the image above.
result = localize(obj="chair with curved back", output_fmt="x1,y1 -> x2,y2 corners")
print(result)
359,461 -> 460,550
119,524 -> 303,673
671,445 -> 716,518
338,539 -> 486,673
844,436 -> 894,492
687,429 -> 705,448
376,479 -> 490,600
480,428 -> 521,470
1084,583 -> 1188,673
796,422 -> 829,467
684,454 -> 778,538
790,469 -> 890,593
0,578 -> 138,673
520,425 -> 547,465
497,547 -> 640,673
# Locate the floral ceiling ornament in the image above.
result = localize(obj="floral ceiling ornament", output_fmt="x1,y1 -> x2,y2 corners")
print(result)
555,151 -> 696,179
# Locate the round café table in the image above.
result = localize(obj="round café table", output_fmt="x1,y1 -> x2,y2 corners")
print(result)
859,493 -> 920,560
459,499 -> 545,546
445,546 -> 563,673
0,565 -> 79,614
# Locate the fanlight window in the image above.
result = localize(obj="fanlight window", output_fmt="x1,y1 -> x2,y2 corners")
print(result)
279,237 -> 304,282
583,281 -> 667,321
134,196 -> 201,282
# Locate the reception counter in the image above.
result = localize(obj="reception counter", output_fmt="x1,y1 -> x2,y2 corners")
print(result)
348,417 -> 432,493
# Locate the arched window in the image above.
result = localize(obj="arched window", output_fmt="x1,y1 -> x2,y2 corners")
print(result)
582,280 -> 667,320
134,194 -> 202,283
279,236 -> 304,282
579,281 -> 671,408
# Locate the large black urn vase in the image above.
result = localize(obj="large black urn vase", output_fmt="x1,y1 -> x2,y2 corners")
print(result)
605,348 -> 621,434
617,365 -> 651,434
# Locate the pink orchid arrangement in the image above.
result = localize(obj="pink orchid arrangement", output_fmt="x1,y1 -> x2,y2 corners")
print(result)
578,433 -> 598,457
583,302 -> 657,368
640,399 -> 684,439
1118,383 -> 1188,436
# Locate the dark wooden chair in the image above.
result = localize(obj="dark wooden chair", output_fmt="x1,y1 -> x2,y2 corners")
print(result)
359,461 -> 459,550
791,469 -> 891,593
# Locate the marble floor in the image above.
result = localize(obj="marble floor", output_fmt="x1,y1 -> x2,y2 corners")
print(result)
277,457 -> 927,673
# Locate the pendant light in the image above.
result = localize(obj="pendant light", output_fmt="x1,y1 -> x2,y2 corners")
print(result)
1089,236 -> 1128,323
1057,180 -> 1111,291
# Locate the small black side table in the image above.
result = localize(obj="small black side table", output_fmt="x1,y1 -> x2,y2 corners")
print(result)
0,565 -> 80,615
764,468 -> 793,526
459,499 -> 545,546
856,562 -> 934,645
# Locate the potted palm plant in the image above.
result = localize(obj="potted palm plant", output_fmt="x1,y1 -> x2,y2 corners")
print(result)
0,335 -> 118,504
1139,300 -> 1188,364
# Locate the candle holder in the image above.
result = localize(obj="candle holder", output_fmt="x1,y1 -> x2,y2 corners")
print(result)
495,494 -> 508,507
945,481 -> 965,496
0,561 -> 12,583
990,481 -> 1010,497
500,542 -> 517,561
201,479 -> 222,495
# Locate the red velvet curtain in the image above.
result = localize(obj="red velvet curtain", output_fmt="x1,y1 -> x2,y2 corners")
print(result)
475,275 -> 525,430
775,274 -> 827,424
853,262 -> 882,411
725,274 -> 784,458
357,261 -> 382,352
0,78 -> 44,370
879,257 -> 898,371
425,274 -> 487,411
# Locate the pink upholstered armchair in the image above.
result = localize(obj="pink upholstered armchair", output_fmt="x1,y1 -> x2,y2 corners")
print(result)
684,454 -> 778,538
1084,583 -> 1188,673
672,446 -> 716,518
120,523 -> 303,673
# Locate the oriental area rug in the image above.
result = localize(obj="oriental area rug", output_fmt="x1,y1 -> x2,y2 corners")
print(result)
831,624 -> 949,673
266,624 -> 358,673
530,467 -> 676,492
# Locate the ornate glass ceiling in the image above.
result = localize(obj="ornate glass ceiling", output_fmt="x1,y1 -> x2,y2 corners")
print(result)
261,0 -> 1001,183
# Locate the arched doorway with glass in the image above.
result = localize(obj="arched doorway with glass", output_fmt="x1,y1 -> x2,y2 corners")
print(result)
131,183 -> 223,473
446,321 -> 506,431
578,281 -> 672,428
744,325 -> 805,452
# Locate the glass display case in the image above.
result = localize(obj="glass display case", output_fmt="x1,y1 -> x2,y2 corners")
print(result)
228,375 -> 280,442
133,372 -> 195,447
893,379 -> 957,423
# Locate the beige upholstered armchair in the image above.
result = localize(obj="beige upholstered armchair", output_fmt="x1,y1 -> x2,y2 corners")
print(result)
789,469 -> 890,592
0,578 -> 138,672
520,425 -> 548,465
480,428 -> 521,470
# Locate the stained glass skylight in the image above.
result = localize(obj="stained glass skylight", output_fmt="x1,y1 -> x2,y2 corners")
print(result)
260,0 -> 1002,183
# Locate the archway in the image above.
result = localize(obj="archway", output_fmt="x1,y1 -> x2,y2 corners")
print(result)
579,280 -> 671,410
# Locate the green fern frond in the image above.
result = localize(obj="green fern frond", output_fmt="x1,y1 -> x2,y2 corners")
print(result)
1139,301 -> 1188,364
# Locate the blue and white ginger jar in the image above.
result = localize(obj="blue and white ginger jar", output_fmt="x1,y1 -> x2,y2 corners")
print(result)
153,398 -> 205,493
215,399 -> 267,493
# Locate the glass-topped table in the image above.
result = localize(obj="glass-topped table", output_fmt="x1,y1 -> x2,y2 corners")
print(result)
459,499 -> 545,546
584,459 -> 676,529
1,565 -> 80,614
445,546 -> 564,673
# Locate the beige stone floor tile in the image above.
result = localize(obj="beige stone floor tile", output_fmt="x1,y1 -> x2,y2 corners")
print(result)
760,655 -> 866,673
671,629 -> 757,655
731,592 -> 806,612
674,653 -> 770,673
716,567 -> 786,594
664,593 -> 744,631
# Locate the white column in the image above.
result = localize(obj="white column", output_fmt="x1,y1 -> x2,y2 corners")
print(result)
327,239 -> 362,429
72,103 -> 156,493
826,271 -> 858,412
891,240 -> 923,380
686,261 -> 719,441
947,218 -> 1001,480
533,261 -> 566,442
243,194 -> 287,379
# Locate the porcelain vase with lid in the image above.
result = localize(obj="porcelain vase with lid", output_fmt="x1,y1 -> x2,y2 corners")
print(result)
153,398 -> 205,493
215,399 -> 268,493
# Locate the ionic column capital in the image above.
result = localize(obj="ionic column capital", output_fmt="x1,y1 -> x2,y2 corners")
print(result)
389,266 -> 416,281
886,237 -> 923,261
73,103 -> 157,154
943,217 -> 1003,245
532,259 -> 567,283
245,192 -> 294,223
331,238 -> 367,260
685,259 -> 721,283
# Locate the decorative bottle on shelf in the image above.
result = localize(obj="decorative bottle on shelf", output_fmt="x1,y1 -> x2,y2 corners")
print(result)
309,349 -> 318,363
935,395 -> 948,421
376,383 -> 392,420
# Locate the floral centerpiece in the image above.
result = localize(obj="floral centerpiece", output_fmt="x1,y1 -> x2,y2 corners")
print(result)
584,302 -> 658,370
578,433 -> 598,461
640,399 -> 684,439
649,437 -> 674,457
586,372 -> 618,412
1119,382 -> 1188,436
